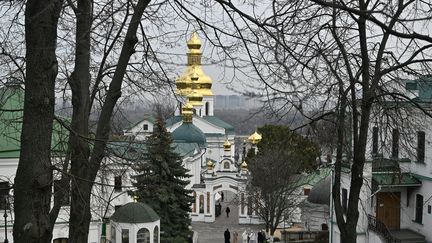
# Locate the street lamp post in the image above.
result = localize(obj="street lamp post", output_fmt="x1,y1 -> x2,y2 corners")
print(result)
3,195 -> 8,243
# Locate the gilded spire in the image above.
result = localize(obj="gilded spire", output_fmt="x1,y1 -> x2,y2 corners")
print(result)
241,160 -> 248,171
223,138 -> 231,151
187,32 -> 202,52
207,159 -> 214,170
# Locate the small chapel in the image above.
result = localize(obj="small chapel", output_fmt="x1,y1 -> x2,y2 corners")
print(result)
125,32 -> 263,224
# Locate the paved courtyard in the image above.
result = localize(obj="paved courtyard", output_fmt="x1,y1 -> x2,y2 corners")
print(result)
191,195 -> 265,243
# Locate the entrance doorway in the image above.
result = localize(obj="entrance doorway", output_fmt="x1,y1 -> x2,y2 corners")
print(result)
214,190 -> 239,225
376,192 -> 401,230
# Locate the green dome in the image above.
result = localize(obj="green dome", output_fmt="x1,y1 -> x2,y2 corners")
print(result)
111,202 -> 159,223
171,122 -> 206,147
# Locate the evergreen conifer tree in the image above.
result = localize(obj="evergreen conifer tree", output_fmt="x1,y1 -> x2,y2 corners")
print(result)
133,118 -> 193,243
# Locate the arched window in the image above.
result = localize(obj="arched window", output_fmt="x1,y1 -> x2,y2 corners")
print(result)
122,229 -> 129,243
207,192 -> 210,213
241,193 -> 245,214
137,228 -> 150,243
224,162 -> 230,169
247,196 -> 252,215
53,238 -> 68,243
199,195 -> 204,213
111,225 -> 116,243
153,226 -> 159,243
192,191 -> 196,213
205,102 -> 209,116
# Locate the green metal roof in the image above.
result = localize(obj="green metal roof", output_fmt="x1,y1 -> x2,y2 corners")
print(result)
202,116 -> 235,135
165,116 -> 183,127
307,176 -> 331,206
296,167 -> 332,186
106,141 -> 200,159
404,75 -> 432,103
171,123 -> 206,148
372,173 -> 421,187
110,202 -> 159,223
0,86 -> 69,158
125,115 -> 156,131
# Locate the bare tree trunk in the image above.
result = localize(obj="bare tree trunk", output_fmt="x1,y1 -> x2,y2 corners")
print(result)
68,0 -> 92,241
13,1 -> 63,242
68,1 -> 151,242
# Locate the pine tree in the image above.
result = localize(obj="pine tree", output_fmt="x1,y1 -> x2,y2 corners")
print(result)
133,118 -> 193,243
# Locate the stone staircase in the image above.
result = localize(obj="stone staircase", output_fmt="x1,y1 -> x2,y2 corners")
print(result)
390,229 -> 426,243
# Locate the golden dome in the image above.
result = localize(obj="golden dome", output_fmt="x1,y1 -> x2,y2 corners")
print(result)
207,159 -> 214,170
194,67 -> 212,96
175,32 -> 213,97
248,131 -> 262,144
181,102 -> 193,123
187,32 -> 202,51
240,161 -> 248,171
223,139 -> 231,151
175,73 -> 191,96
187,71 -> 203,107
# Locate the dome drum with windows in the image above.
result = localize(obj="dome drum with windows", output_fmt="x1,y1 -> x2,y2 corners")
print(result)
110,202 -> 160,243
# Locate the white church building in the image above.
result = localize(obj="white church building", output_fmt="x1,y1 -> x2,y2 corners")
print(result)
0,33 -> 263,243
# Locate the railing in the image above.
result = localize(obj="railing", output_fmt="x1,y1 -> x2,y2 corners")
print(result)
367,214 -> 401,243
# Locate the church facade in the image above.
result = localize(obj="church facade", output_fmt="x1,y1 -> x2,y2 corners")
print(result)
124,33 -> 263,224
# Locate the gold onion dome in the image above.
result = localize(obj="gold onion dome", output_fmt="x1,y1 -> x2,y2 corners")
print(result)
175,32 -> 213,97
187,71 -> 203,107
207,159 -> 214,169
176,74 -> 191,96
248,131 -> 262,144
241,161 -> 248,171
223,139 -> 231,151
187,32 -> 202,51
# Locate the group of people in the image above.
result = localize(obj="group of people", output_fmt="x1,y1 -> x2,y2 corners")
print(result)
224,229 -> 266,243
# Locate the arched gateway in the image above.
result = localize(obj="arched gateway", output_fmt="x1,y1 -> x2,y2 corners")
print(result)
189,157 -> 262,224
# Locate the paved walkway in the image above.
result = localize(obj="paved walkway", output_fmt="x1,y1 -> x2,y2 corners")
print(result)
192,196 -> 265,243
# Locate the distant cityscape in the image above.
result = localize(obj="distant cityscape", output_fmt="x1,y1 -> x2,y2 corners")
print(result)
214,95 -> 261,110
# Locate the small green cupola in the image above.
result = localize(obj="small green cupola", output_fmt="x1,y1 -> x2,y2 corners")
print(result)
171,123 -> 206,148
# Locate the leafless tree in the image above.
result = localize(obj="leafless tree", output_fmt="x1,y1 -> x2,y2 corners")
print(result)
12,1 -> 63,243
247,148 -> 314,235
203,1 -> 432,242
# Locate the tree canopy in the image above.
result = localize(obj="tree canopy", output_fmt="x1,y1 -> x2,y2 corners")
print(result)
133,118 -> 193,243
246,125 -> 320,234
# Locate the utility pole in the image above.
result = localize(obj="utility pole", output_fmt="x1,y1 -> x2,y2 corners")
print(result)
3,195 -> 8,243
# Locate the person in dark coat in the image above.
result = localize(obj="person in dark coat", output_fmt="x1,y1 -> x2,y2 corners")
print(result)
257,231 -> 264,243
224,228 -> 231,243
226,206 -> 231,217
221,191 -> 224,202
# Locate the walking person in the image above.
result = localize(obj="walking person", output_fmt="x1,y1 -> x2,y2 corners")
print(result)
249,231 -> 256,243
224,228 -> 231,243
257,231 -> 264,243
226,206 -> 231,217
221,191 -> 224,202
233,231 -> 238,243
